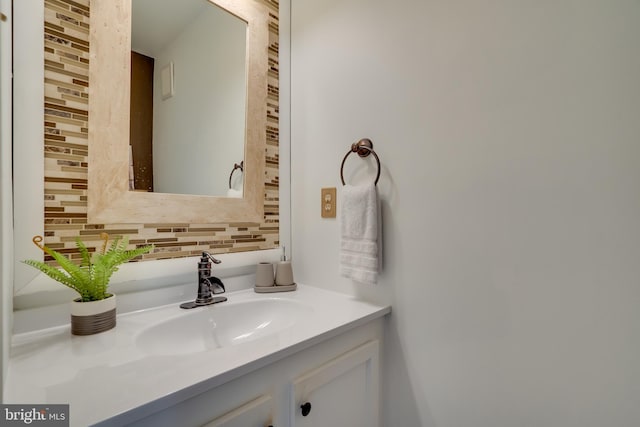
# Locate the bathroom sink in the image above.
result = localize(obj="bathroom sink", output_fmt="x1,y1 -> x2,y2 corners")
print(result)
135,298 -> 313,356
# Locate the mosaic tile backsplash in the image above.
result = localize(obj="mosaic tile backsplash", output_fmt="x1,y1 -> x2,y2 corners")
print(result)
42,0 -> 279,264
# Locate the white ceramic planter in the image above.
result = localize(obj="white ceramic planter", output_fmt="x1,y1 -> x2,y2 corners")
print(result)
70,294 -> 116,335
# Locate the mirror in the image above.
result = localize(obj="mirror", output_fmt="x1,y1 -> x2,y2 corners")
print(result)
88,0 -> 268,224
130,0 -> 247,197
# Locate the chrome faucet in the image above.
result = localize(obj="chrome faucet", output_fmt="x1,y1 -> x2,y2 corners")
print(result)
180,252 -> 227,309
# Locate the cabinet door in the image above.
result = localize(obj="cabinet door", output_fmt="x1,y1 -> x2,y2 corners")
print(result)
291,340 -> 379,427
203,394 -> 273,427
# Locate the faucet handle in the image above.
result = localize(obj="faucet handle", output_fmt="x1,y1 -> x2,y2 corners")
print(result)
202,251 -> 222,264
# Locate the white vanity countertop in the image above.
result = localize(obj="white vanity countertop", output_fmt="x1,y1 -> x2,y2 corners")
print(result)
6,284 -> 390,427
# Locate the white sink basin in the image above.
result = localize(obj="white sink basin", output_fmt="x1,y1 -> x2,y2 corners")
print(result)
135,298 -> 313,356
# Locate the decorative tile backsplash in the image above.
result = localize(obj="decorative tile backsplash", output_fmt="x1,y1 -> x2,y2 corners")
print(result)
42,0 -> 279,264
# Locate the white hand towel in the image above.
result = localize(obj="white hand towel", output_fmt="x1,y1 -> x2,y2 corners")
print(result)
340,183 -> 380,285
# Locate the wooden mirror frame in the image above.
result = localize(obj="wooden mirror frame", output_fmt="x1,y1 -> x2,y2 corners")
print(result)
88,0 -> 268,224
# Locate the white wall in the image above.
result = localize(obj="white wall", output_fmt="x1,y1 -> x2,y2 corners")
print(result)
290,1 -> 640,426
0,0 -> 13,400
152,8 -> 246,196
12,0 -> 44,296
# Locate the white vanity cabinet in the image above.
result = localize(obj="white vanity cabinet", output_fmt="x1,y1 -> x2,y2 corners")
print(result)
124,318 -> 383,427
124,368 -> 278,427
8,285 -> 390,427
203,394 -> 274,427
291,340 -> 379,427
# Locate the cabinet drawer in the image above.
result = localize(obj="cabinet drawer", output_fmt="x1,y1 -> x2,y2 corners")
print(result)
203,394 -> 273,427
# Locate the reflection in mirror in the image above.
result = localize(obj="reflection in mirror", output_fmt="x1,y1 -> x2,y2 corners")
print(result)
130,0 -> 247,197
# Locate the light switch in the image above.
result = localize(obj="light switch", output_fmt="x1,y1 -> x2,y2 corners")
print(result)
321,187 -> 336,218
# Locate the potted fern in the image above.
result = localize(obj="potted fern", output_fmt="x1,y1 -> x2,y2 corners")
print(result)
24,233 -> 153,335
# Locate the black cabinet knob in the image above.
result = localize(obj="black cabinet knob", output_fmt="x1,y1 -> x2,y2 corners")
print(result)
301,401 -> 312,416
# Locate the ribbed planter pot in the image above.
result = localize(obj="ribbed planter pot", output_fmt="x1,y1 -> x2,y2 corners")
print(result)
70,294 -> 116,336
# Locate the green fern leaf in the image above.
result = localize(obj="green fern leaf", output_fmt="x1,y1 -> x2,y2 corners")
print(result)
76,237 -> 92,269
24,234 -> 153,302
47,249 -> 91,291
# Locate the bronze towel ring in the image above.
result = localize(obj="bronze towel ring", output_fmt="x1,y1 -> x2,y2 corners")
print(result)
340,138 -> 381,186
228,161 -> 243,189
